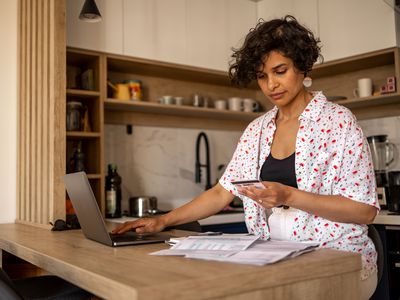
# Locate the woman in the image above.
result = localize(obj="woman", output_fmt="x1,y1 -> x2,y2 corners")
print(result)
113,16 -> 379,299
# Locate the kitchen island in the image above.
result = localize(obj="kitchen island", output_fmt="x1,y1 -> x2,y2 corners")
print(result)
0,223 -> 361,300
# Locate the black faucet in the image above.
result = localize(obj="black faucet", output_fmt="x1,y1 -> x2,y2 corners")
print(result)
195,132 -> 212,190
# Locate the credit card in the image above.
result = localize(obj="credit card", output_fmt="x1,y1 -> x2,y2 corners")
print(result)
231,180 -> 265,189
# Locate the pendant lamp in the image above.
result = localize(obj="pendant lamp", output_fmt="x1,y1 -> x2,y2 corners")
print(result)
79,0 -> 102,23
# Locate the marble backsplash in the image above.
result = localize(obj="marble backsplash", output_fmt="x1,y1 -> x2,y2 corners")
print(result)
105,116 -> 400,212
105,125 -> 242,212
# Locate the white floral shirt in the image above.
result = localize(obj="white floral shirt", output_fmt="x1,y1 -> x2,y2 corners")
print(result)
219,91 -> 379,279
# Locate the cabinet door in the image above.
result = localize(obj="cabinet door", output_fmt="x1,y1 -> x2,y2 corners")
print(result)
123,0 -> 186,64
186,0 -> 228,71
67,0 -> 124,54
186,0 -> 256,72
318,0 -> 396,62
256,0 -> 319,39
227,0 -> 257,68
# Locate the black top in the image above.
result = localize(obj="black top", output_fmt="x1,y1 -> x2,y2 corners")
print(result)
260,152 -> 298,188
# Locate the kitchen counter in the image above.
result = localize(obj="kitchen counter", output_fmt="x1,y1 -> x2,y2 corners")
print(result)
109,209 -> 400,227
373,209 -> 400,226
108,211 -> 245,226
0,223 -> 361,300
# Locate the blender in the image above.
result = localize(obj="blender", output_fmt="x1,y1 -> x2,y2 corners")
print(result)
367,135 -> 396,209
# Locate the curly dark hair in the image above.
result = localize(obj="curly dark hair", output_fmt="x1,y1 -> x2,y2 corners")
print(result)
229,15 -> 322,87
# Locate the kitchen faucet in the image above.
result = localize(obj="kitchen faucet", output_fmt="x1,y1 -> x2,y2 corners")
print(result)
195,132 -> 212,190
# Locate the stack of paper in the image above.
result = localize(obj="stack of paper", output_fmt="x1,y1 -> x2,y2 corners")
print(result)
151,234 -> 319,266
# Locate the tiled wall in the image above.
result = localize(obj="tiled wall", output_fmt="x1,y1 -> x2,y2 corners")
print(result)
105,125 -> 242,212
104,116 -> 400,212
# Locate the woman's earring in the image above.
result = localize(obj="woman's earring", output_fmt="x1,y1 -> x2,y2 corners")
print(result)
303,77 -> 312,88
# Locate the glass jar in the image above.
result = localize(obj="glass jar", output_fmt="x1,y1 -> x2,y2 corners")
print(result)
66,101 -> 83,131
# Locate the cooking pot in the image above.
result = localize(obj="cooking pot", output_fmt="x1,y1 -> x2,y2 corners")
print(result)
129,196 -> 158,217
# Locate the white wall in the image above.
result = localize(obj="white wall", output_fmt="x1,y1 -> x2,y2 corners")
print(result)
0,1 -> 17,223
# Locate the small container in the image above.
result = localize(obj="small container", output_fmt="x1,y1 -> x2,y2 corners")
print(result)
66,101 -> 83,131
124,79 -> 143,100
193,94 -> 203,107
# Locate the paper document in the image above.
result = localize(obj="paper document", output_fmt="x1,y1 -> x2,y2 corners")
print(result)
150,234 -> 319,266
171,234 -> 259,251
186,240 -> 319,265
151,234 -> 258,256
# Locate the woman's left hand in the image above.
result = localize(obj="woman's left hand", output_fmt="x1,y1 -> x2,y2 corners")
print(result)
237,181 -> 293,208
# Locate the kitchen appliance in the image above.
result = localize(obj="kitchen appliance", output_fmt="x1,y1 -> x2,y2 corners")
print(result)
129,196 -> 158,217
367,135 -> 396,208
388,171 -> 400,213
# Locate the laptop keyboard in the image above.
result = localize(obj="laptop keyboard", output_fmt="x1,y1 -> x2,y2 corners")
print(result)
109,232 -> 146,242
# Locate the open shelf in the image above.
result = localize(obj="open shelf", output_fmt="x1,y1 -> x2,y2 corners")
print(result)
335,93 -> 400,108
67,48 -> 105,215
86,174 -> 102,179
67,89 -> 100,98
311,47 -> 396,78
310,47 -> 400,119
107,53 -> 250,88
66,131 -> 101,139
104,98 -> 262,121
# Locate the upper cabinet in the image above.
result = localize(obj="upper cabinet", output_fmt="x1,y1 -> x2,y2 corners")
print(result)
186,0 -> 256,71
256,0 -> 319,40
123,0 -> 187,65
67,0 -> 124,54
67,0 -> 256,71
68,0 -> 398,66
257,0 -> 398,62
318,0 -> 397,62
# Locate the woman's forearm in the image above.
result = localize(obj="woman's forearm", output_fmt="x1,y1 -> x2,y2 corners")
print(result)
286,187 -> 378,224
159,183 -> 234,227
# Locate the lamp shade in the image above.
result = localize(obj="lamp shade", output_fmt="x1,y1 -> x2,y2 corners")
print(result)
79,0 -> 102,23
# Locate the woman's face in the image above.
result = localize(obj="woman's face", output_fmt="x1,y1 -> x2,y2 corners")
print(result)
257,51 -> 305,108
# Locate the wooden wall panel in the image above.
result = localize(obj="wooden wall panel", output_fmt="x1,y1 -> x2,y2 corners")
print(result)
17,0 -> 66,226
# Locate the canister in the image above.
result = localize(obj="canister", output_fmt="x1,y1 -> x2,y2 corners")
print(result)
66,101 -> 83,131
124,79 -> 142,100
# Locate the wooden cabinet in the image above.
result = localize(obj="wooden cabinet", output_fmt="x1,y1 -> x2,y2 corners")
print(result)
66,0 -> 124,55
66,49 -> 105,212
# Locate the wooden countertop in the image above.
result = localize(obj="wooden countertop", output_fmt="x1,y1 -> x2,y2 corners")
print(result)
0,223 -> 361,300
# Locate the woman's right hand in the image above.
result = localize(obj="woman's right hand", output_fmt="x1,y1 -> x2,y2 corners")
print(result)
111,216 -> 167,235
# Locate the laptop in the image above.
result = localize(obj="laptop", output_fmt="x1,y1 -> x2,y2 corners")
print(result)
63,171 -> 170,247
